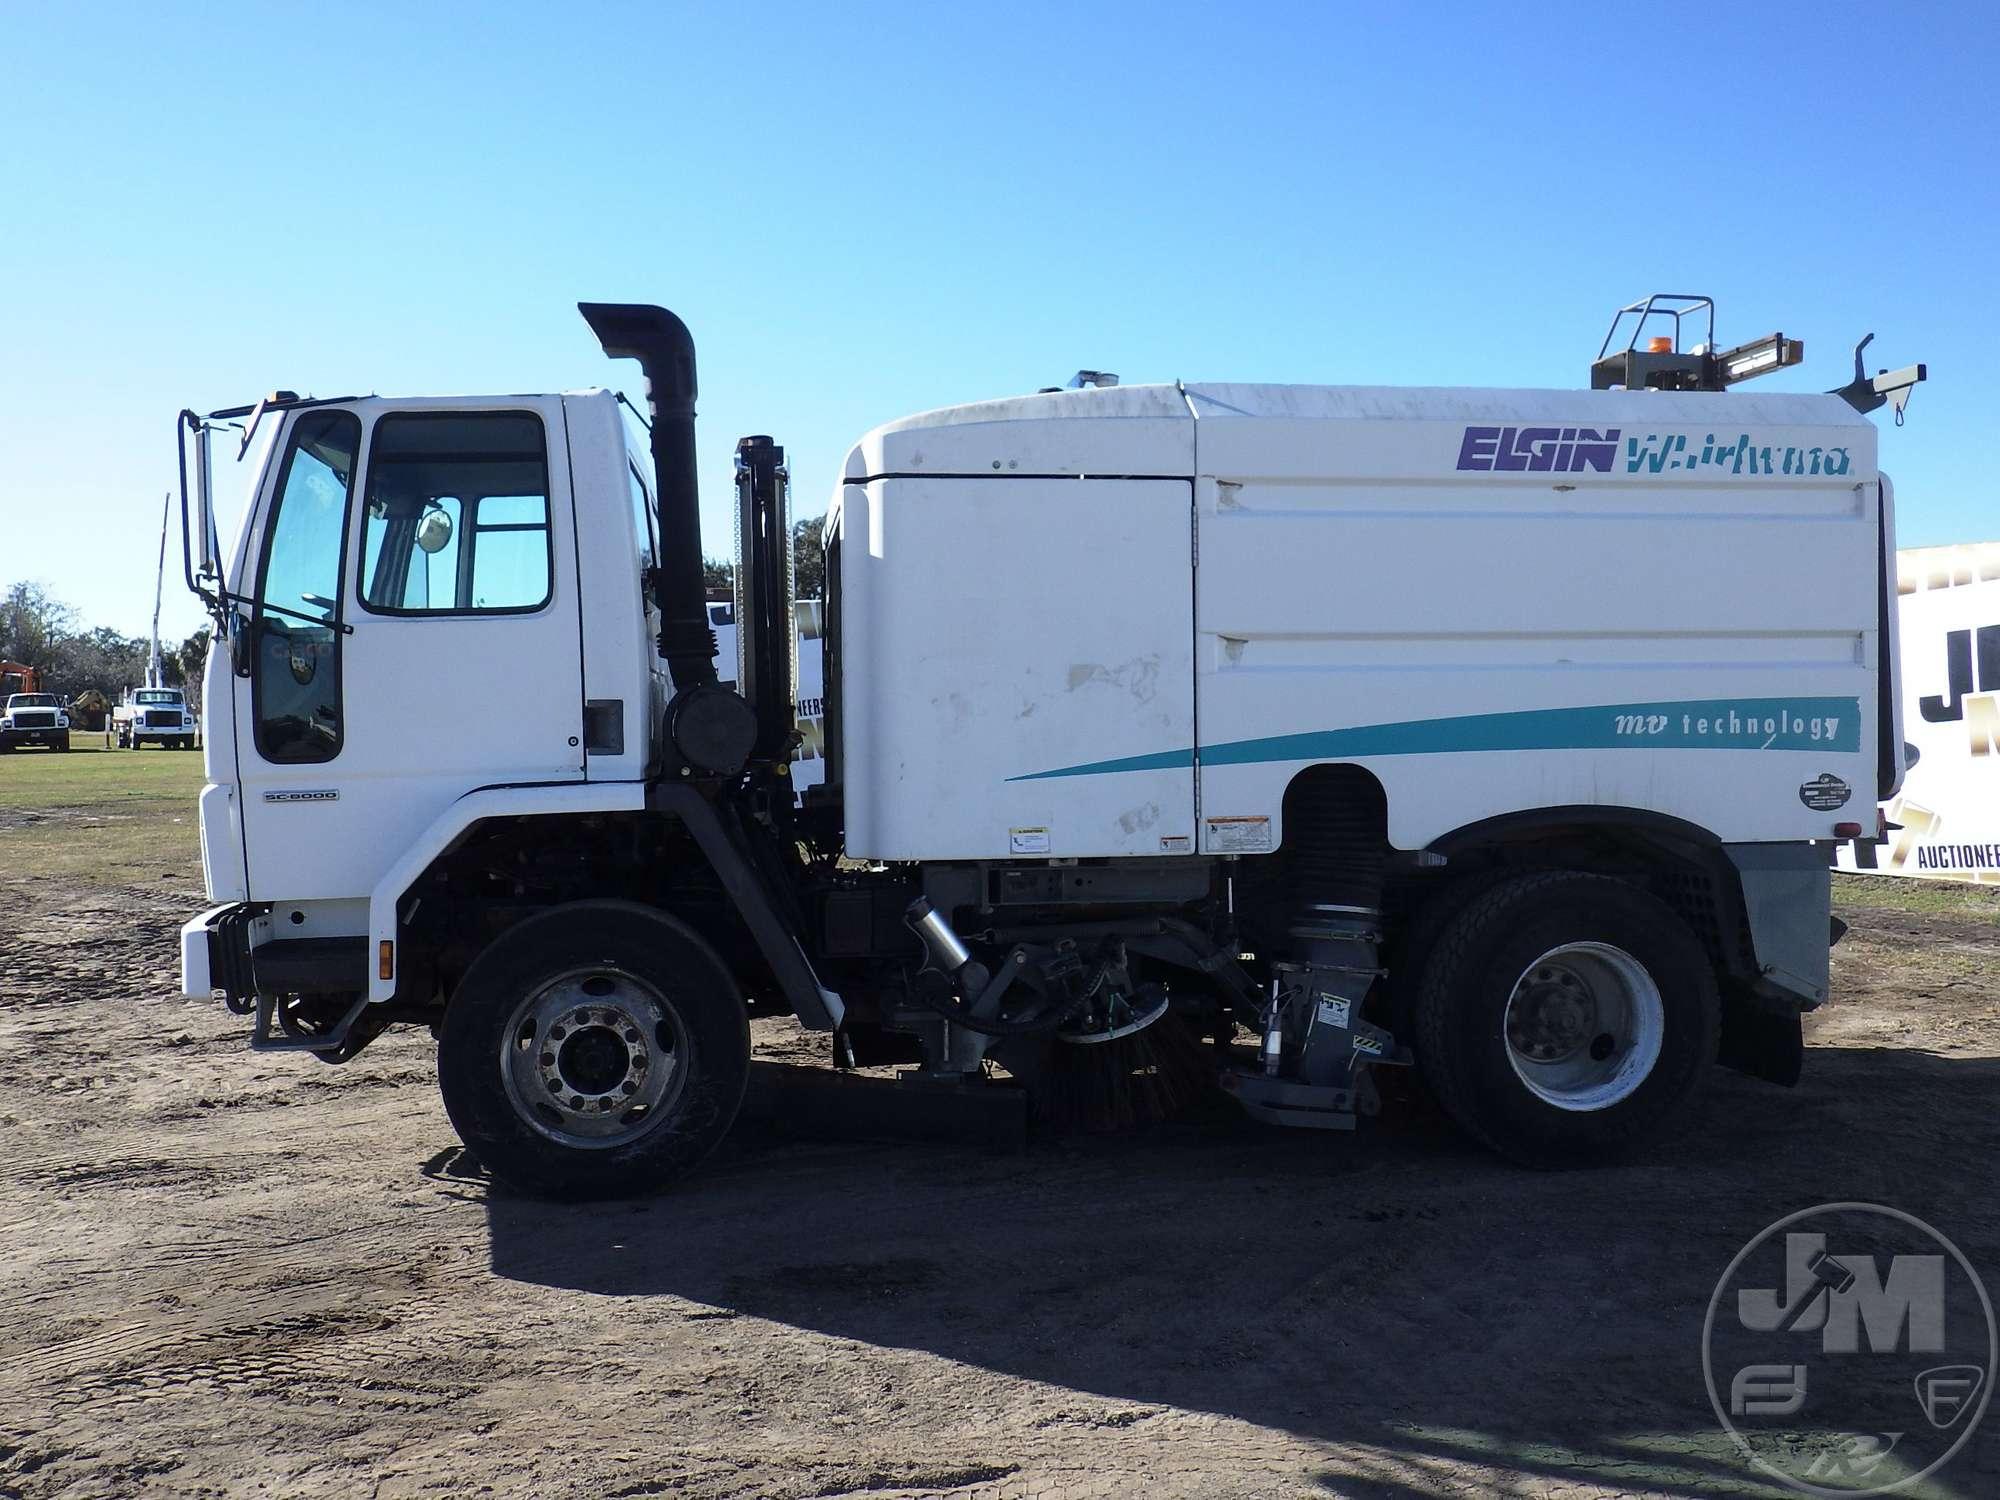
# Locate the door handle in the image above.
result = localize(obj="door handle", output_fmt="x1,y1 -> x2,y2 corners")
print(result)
232,614 -> 255,677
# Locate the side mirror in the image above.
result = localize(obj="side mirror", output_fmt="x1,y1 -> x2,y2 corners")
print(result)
193,419 -> 217,578
178,410 -> 220,593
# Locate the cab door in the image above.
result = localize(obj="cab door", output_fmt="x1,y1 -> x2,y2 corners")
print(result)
233,398 -> 584,901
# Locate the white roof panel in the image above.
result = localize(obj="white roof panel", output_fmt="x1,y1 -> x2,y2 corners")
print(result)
843,381 -> 1873,483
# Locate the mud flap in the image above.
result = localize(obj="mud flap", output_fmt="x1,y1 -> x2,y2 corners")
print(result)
1717,997 -> 1804,1088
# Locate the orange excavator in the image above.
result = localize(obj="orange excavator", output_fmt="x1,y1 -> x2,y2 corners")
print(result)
0,660 -> 41,698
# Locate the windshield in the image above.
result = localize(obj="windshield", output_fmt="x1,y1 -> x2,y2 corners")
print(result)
136,690 -> 181,703
9,694 -> 56,708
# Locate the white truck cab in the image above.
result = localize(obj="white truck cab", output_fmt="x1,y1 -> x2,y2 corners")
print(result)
171,297 -> 1926,1197
183,391 -> 656,911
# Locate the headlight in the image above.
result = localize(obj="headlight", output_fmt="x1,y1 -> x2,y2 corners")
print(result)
57,715 -> 69,727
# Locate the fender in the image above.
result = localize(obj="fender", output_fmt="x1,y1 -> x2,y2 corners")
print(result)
366,780 -> 844,1031
1423,803 -> 1833,1009
366,781 -> 648,1002
1423,803 -> 1724,857
1419,803 -> 1755,990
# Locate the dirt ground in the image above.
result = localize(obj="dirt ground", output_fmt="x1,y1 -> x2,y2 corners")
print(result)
2,810 -> 1998,1496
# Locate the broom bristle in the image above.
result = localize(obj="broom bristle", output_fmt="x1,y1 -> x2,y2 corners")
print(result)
1028,1015 -> 1218,1134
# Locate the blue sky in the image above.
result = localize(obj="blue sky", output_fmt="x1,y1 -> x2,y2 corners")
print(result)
2,2 -> 1992,644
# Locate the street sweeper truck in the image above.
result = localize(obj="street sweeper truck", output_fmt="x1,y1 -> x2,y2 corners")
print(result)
172,295 -> 1924,1195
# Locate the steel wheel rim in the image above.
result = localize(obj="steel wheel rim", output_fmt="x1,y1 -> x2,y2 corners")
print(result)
1502,941 -> 1663,1112
500,965 -> 690,1149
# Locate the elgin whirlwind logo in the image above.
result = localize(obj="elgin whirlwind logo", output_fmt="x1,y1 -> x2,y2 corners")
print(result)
1455,426 -> 1619,473
1455,426 -> 1856,478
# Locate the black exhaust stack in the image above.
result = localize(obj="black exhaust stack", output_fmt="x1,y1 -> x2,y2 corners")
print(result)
734,435 -> 796,764
580,302 -> 756,776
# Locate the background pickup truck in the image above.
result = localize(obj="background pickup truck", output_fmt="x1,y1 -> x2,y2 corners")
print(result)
0,693 -> 71,751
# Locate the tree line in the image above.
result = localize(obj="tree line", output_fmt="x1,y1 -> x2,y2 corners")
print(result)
1,581 -> 210,710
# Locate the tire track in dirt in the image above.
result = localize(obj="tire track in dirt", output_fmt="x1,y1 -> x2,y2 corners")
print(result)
0,1200 -> 478,1384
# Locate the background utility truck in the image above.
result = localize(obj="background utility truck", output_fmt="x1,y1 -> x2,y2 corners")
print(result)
113,687 -> 199,749
175,296 -> 1924,1196
113,494 -> 201,750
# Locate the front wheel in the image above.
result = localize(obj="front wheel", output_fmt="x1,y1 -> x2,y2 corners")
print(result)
438,900 -> 751,1198
1413,871 -> 1719,1167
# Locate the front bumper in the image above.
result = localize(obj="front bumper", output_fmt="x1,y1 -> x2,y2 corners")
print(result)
182,903 -> 255,1001
1,727 -> 67,747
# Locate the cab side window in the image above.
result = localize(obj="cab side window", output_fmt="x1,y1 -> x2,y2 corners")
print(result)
254,410 -> 360,764
359,413 -> 552,614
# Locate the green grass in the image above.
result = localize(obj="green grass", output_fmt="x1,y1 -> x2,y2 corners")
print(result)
1834,870 -> 2000,919
0,738 -> 205,885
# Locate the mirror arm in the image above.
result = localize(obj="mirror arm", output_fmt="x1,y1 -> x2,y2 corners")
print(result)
209,588 -> 353,636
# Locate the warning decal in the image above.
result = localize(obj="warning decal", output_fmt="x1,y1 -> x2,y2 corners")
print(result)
1205,815 -> 1272,854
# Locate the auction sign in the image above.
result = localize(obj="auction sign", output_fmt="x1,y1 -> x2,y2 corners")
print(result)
1842,542 -> 2000,885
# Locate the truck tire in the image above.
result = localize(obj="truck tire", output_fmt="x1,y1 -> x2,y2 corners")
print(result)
1412,871 -> 1718,1167
438,900 -> 751,1198
1378,868 -> 1522,1045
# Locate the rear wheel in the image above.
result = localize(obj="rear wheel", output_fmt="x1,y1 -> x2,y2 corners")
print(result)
439,900 -> 751,1198
1413,871 -> 1718,1167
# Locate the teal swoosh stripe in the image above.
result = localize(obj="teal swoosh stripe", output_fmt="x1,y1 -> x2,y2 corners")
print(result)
1008,696 -> 1860,781
1009,746 -> 1197,780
